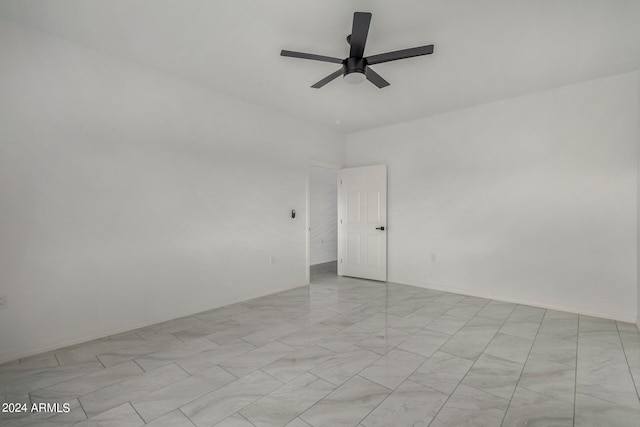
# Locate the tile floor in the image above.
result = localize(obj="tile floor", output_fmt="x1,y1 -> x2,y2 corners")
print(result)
1,261 -> 639,426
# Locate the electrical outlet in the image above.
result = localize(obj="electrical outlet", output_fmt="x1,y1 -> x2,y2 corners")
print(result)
0,295 -> 6,309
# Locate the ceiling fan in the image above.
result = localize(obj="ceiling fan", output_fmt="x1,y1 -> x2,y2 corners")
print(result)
281,11 -> 434,89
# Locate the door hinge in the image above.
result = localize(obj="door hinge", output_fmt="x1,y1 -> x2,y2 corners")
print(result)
340,258 -> 342,263
340,179 -> 343,185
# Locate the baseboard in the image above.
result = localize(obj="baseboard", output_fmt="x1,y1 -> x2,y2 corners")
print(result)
389,275 -> 637,324
0,280 -> 305,365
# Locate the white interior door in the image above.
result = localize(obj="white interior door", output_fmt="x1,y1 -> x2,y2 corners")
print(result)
338,165 -> 387,281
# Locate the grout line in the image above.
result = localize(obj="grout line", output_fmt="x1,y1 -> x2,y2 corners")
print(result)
498,307 -> 546,426
77,396 -> 89,421
427,308 -> 514,425
616,322 -> 640,402
178,407 -> 198,426
127,401 -> 145,424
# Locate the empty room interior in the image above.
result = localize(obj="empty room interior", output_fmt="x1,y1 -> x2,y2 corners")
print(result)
1,1 -> 640,426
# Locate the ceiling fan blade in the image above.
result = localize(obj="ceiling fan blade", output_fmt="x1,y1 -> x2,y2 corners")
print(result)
281,50 -> 343,64
365,67 -> 390,88
366,44 -> 434,65
311,68 -> 344,88
349,12 -> 372,58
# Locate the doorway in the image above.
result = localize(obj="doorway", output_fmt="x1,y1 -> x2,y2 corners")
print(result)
308,163 -> 339,282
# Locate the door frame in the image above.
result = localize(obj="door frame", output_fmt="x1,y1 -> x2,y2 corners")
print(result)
306,160 -> 341,284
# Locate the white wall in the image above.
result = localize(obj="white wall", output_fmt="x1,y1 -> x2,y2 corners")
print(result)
347,72 -> 639,322
0,20 -> 344,363
309,166 -> 337,265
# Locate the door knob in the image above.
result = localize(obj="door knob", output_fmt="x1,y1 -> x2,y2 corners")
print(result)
376,226 -> 385,231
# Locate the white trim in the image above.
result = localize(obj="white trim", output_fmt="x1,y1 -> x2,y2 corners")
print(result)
305,171 -> 310,285
389,275 -> 638,323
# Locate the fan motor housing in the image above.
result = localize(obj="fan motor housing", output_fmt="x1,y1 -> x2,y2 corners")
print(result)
344,57 -> 366,76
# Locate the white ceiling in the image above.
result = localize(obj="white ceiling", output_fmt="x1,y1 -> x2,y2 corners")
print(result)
1,0 -> 639,133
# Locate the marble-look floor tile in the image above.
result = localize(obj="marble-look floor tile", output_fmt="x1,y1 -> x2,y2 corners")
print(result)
519,355 -> 576,403
424,314 -> 468,335
220,341 -> 295,377
176,340 -> 254,374
144,409 -> 195,427
355,327 -> 409,356
299,376 -> 391,427
460,296 -> 491,307
261,344 -> 335,383
30,360 -> 143,404
619,331 -> 640,368
316,326 -> 373,352
95,337 -> 184,368
206,323 -> 266,345
278,324 -> 340,348
579,315 -> 618,333
0,360 -> 104,395
482,333 -> 533,364
502,387 -> 573,427
195,304 -> 252,323
508,305 -> 546,322
461,354 -> 524,400
616,321 -> 640,333
135,337 -> 218,372
529,335 -> 577,367
429,384 -> 509,427
537,318 -> 578,341
53,337 -> 124,366
213,413 -> 255,426
543,310 -> 578,320
289,310 -> 339,328
385,311 -> 440,333
476,301 -> 516,320
241,321 -> 302,347
75,402 -> 144,427
13,352 -> 59,370
577,338 -> 640,410
361,379 -> 448,427
385,299 -> 425,317
284,417 -> 313,427
409,351 -> 474,394
439,324 -> 499,361
80,363 -> 188,417
310,347 -> 380,386
574,393 -> 640,427
351,313 -> 391,332
4,275 -> 640,426
446,303 -> 484,319
433,293 -> 467,306
465,316 -> 506,328
396,328 -> 450,358
359,348 -> 426,389
131,365 -> 237,422
499,319 -> 541,340
240,372 -> 335,427
181,370 -> 283,426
